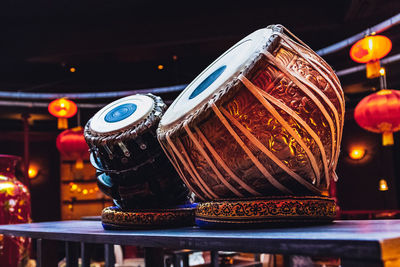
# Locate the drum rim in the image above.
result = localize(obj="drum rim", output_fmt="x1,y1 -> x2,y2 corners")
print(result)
157,24 -> 284,141
84,93 -> 166,146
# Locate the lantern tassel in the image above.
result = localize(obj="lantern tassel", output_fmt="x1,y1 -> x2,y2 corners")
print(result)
382,132 -> 394,146
75,159 -> 84,169
366,61 -> 381,79
58,118 -> 68,129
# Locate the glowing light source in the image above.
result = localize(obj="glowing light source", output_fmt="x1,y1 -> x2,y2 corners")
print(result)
48,98 -> 78,129
0,182 -> 16,194
69,67 -> 76,73
354,89 -> 400,146
28,166 -> 38,179
70,184 -> 78,191
350,35 -> 392,79
157,64 -> 164,70
56,127 -> 89,169
68,183 -> 98,195
379,179 -> 389,191
349,148 -> 366,160
379,67 -> 386,76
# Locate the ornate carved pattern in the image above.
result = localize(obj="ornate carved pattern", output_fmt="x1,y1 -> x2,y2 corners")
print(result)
159,26 -> 344,201
101,206 -> 195,228
196,196 -> 336,222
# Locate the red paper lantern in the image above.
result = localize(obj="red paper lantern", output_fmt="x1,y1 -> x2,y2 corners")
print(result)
354,89 -> 400,146
56,127 -> 89,169
350,35 -> 392,79
48,98 -> 78,129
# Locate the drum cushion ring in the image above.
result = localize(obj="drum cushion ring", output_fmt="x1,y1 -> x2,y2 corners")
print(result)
195,196 -> 336,229
101,205 -> 197,230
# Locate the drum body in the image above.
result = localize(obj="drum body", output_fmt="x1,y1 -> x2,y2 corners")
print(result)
157,25 -> 344,203
84,94 -> 190,210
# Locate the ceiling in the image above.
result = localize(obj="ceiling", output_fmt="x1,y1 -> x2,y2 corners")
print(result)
1,0 -> 400,130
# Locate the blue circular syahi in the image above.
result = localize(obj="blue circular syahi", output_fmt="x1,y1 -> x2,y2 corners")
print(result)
188,65 -> 226,100
104,103 -> 137,123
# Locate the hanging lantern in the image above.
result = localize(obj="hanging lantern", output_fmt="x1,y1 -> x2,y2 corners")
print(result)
379,179 -> 389,191
354,89 -> 400,146
48,98 -> 78,129
56,127 -> 89,169
350,35 -> 392,79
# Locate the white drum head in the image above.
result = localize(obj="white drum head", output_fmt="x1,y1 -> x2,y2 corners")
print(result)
90,94 -> 154,134
160,28 -> 273,127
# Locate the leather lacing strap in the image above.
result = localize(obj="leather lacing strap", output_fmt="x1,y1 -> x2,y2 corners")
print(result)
90,152 -> 158,175
211,103 -> 293,194
238,75 -> 324,193
158,137 -> 206,201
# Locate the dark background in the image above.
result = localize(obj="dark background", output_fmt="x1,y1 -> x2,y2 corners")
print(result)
1,0 -> 400,221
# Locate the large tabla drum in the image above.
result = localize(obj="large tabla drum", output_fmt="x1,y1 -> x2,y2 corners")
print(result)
84,94 -> 195,229
157,25 -> 344,228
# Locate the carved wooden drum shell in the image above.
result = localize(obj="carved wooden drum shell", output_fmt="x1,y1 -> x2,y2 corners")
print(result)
157,25 -> 344,201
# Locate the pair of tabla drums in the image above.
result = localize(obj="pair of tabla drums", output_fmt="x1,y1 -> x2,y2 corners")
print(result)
85,25 -> 344,229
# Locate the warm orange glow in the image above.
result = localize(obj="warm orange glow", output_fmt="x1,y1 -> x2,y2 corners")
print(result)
354,90 -> 400,146
69,183 -> 98,195
69,67 -> 76,73
350,35 -> 392,63
48,98 -> 77,119
75,159 -> 84,169
0,182 -> 16,194
377,89 -> 392,95
28,166 -> 38,179
382,132 -> 394,146
379,67 -> 386,76
349,148 -> 366,160
56,127 -> 89,169
366,61 -> 381,79
350,35 -> 392,79
379,179 -> 389,191
157,64 -> 164,70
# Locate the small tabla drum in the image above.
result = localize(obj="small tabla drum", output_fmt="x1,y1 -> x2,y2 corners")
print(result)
84,94 -> 195,229
157,25 -> 344,228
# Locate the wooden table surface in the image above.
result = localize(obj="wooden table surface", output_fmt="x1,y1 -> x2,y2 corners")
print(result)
1,219 -> 400,264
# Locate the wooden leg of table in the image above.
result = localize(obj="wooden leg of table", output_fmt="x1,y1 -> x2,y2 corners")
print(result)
341,259 -> 384,267
81,242 -> 92,267
36,239 -> 61,267
211,251 -> 219,267
65,241 -> 79,267
145,247 -> 164,267
104,244 -> 115,267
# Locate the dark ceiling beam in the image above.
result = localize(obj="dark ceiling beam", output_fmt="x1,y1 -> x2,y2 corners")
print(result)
317,12 -> 400,56
0,84 -> 186,100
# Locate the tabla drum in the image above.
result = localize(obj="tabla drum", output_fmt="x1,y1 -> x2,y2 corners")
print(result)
84,93 -> 195,229
157,25 -> 343,228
